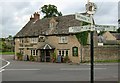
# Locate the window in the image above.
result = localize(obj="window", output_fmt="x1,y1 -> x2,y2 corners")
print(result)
58,50 -> 69,57
62,50 -> 64,57
31,50 -> 37,56
36,50 -> 38,55
38,36 -> 45,42
49,23 -> 54,28
59,36 -> 68,43
20,38 -> 24,43
30,38 -> 38,43
33,50 -> 35,55
72,47 -> 78,56
66,50 -> 68,56
20,49 -> 24,55
59,50 -> 61,55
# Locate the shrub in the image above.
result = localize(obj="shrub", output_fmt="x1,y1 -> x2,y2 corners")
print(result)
30,55 -> 35,61
64,56 -> 70,63
51,52 -> 56,63
16,52 -> 23,61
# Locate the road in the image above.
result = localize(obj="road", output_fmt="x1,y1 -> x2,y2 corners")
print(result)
1,60 -> 118,82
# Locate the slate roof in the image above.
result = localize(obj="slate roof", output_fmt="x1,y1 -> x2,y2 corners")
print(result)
15,14 -> 83,38
111,33 -> 120,40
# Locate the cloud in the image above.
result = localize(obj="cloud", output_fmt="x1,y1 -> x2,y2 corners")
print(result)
0,0 -> 119,38
94,2 -> 118,25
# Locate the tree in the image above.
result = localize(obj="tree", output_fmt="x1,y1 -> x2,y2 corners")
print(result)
117,28 -> 120,33
41,4 -> 62,18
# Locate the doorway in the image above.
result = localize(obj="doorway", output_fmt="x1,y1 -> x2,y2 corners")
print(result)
40,50 -> 53,62
46,50 -> 51,62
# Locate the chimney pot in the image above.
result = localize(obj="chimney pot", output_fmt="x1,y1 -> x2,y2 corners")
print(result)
33,12 -> 40,21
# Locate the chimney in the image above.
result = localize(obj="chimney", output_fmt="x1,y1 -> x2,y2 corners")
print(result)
33,12 -> 40,21
30,15 -> 34,20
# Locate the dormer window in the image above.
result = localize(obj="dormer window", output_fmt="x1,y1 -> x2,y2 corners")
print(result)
49,22 -> 54,28
49,18 -> 58,28
38,36 -> 45,42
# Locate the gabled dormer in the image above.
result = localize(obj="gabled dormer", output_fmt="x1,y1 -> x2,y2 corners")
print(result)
49,18 -> 58,28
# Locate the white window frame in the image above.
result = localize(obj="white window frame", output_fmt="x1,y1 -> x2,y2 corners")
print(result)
58,50 -> 69,57
49,22 -> 54,28
59,36 -> 68,43
31,50 -> 37,56
30,38 -> 38,43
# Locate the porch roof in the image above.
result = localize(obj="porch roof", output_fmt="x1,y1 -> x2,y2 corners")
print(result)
38,44 -> 55,50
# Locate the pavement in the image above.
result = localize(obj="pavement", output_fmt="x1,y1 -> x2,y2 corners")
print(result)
1,60 -> 119,81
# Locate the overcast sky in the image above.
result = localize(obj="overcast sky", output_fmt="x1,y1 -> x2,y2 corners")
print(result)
0,0 -> 119,38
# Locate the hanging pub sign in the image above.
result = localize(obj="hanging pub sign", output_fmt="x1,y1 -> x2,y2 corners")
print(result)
86,2 -> 97,15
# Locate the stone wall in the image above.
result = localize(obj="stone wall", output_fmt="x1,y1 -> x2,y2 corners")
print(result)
82,45 -> 120,62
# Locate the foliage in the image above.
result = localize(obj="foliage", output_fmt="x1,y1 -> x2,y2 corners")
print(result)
117,28 -> 120,33
64,56 -> 70,63
0,52 -> 14,55
75,22 -> 89,46
51,50 -> 56,62
76,31 -> 88,46
0,35 -> 14,52
98,31 -> 105,36
41,4 -> 62,18
30,55 -> 35,61
84,59 -> 120,63
16,52 -> 23,60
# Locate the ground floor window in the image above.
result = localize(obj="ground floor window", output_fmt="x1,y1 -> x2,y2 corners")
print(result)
72,47 -> 78,56
20,49 -> 24,55
58,50 -> 69,57
31,50 -> 37,56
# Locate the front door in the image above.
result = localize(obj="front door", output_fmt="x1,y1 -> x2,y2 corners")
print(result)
40,50 -> 45,62
46,50 -> 51,62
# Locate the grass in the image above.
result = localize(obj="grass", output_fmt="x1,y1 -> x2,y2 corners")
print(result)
0,52 -> 15,55
82,59 -> 120,63
95,59 -> 120,63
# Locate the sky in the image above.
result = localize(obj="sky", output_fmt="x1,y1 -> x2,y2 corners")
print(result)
0,0 -> 119,38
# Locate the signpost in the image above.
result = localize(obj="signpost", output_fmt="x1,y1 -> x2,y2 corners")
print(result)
69,25 -> 91,33
95,25 -> 117,31
69,25 -> 117,33
75,13 -> 92,23
69,1 -> 117,83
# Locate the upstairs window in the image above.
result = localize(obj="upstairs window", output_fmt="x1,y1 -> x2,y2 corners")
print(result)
30,38 -> 38,43
59,36 -> 68,44
38,36 -> 45,42
20,38 -> 24,43
49,22 -> 54,28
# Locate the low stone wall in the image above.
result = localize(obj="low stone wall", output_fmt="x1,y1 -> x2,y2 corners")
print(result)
82,45 -> 120,62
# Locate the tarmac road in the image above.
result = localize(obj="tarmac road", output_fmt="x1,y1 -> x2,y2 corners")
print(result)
1,60 -> 118,81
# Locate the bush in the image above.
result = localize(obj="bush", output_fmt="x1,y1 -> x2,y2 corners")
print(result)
64,56 -> 70,63
16,52 -> 23,61
51,52 -> 56,63
30,55 -> 35,61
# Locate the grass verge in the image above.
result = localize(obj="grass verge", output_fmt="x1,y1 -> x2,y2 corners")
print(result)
82,59 -> 120,63
0,52 -> 15,55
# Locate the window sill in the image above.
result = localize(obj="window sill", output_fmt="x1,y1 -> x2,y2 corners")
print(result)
58,43 -> 68,44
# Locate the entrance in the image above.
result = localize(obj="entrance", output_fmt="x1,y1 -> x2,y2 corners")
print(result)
38,44 -> 55,62
46,50 -> 50,62
40,50 -> 54,62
